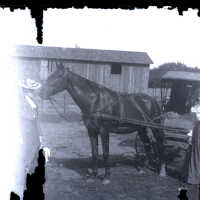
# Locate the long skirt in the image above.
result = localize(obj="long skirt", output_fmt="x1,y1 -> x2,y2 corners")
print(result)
182,121 -> 200,184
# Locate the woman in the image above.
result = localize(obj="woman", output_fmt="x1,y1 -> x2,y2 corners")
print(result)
18,78 -> 41,118
181,88 -> 200,186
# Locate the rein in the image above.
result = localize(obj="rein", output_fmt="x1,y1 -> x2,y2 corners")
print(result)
49,97 -> 71,122
87,112 -> 189,134
48,96 -> 188,135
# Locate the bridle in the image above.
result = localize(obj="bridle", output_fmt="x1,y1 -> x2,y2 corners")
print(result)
48,96 -> 74,122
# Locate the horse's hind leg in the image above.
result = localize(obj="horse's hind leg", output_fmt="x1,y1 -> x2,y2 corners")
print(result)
151,128 -> 167,177
137,127 -> 157,171
87,128 -> 99,181
100,131 -> 110,184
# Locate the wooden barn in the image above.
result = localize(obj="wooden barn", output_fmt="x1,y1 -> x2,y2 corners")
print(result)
12,45 -> 152,92
12,45 -> 153,113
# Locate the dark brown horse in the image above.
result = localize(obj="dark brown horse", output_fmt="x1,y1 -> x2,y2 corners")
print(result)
39,62 -> 167,184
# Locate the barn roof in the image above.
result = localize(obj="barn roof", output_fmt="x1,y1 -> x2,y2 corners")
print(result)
162,71 -> 200,82
12,45 -> 153,65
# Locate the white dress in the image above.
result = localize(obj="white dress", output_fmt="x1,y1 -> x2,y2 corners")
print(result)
187,104 -> 200,137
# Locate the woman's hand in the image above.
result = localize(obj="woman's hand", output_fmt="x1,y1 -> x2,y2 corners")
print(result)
188,136 -> 192,145
187,130 -> 193,145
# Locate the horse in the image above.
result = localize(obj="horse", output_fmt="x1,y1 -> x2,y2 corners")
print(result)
39,62 -> 167,184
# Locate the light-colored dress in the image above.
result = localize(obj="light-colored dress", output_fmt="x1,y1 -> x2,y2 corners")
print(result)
191,104 -> 200,120
187,104 -> 200,137
182,103 -> 200,184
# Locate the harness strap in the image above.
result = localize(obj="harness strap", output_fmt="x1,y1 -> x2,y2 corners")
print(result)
90,99 -> 118,115
88,112 -> 189,134
130,95 -> 152,123
118,94 -> 125,120
49,96 -> 189,134
49,97 -> 70,121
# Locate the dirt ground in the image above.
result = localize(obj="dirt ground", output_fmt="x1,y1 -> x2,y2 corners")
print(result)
38,104 -> 198,200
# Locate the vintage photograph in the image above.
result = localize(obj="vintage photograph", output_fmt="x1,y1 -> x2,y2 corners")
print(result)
1,6 -> 200,200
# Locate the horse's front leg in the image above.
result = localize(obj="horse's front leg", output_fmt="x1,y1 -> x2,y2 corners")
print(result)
100,130 -> 110,185
87,128 -> 99,181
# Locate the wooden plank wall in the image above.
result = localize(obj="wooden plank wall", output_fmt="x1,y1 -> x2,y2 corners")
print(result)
15,59 -> 150,109
61,61 -> 149,94
14,59 -> 41,81
122,65 -> 149,94
15,59 -> 59,82
14,59 -> 148,115
39,60 -> 150,114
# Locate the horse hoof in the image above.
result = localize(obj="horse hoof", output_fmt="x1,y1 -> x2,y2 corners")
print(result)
102,179 -> 111,185
159,171 -> 167,177
86,177 -> 95,183
160,173 -> 167,177
138,169 -> 145,174
159,164 -> 167,177
87,168 -> 93,175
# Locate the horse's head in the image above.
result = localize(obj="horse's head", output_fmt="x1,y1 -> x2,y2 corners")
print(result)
39,62 -> 68,100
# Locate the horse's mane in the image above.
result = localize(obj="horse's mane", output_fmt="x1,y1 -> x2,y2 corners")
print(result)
67,69 -> 117,95
67,69 -> 152,99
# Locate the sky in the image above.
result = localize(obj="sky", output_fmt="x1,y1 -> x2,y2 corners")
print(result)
0,7 -> 200,68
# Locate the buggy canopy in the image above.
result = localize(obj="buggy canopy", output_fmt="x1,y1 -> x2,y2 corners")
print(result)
161,71 -> 200,114
162,71 -> 200,82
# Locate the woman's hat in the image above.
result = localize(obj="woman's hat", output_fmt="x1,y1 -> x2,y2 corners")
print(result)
19,78 -> 41,90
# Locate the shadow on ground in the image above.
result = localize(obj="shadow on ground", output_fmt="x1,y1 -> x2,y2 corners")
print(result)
49,153 -> 183,182
49,154 -> 144,176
